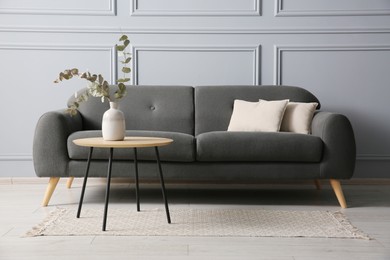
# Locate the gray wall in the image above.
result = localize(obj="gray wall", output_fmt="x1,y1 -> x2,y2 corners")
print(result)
1,0 -> 389,178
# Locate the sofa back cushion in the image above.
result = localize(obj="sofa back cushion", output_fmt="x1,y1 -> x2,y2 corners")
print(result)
194,85 -> 320,135
69,85 -> 194,135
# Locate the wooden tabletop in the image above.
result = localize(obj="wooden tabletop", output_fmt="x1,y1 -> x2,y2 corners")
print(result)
73,137 -> 173,148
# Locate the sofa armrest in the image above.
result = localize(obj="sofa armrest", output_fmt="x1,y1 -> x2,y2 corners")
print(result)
311,111 -> 356,179
33,110 -> 83,177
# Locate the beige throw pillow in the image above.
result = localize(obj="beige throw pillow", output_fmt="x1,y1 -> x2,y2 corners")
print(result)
227,99 -> 289,132
280,102 -> 318,134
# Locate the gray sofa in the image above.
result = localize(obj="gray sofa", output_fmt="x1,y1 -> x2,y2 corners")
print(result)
33,85 -> 356,208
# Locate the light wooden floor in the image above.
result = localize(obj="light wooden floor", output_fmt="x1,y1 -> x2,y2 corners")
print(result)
0,178 -> 390,260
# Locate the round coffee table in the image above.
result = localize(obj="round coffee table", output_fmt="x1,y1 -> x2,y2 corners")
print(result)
73,137 -> 173,231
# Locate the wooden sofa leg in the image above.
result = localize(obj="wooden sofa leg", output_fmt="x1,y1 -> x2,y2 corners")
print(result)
314,180 -> 322,190
66,177 -> 74,189
42,177 -> 60,207
330,179 -> 347,209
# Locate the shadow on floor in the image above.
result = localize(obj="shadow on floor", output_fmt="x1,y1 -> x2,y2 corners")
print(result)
60,182 -> 390,208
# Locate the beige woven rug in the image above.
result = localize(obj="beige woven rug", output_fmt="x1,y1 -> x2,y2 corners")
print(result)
26,207 -> 370,239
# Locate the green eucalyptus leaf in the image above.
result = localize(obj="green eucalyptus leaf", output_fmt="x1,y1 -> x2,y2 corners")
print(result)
117,83 -> 126,95
102,81 -> 109,96
119,35 -> 128,41
98,74 -> 104,84
124,39 -> 130,47
119,83 -> 126,91
80,72 -> 87,79
122,67 -> 131,73
114,92 -> 124,100
71,68 -> 79,75
88,75 -> 97,82
116,45 -> 125,52
82,71 -> 91,79
117,78 -> 130,83
114,87 -> 127,100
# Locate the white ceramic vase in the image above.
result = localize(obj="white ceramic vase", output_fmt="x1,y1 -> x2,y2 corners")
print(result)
102,102 -> 125,141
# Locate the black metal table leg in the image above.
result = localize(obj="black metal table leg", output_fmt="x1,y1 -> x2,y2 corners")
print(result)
102,148 -> 114,231
133,148 -> 140,212
77,147 -> 93,218
155,147 -> 171,224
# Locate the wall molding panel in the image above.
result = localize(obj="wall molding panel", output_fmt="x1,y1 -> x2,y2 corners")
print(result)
275,0 -> 390,17
0,44 -> 117,84
0,0 -> 116,16
130,0 -> 261,16
0,44 -> 117,166
274,45 -> 390,85
274,44 -> 390,162
132,45 -> 261,85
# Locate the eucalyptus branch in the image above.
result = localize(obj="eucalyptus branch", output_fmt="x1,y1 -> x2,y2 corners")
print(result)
54,35 -> 131,116
115,35 -> 131,100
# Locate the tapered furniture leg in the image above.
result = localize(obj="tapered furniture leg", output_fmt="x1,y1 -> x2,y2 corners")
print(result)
42,177 -> 60,207
155,147 -> 171,224
133,148 -> 140,212
77,147 -> 93,218
66,177 -> 74,189
103,148 -> 114,231
314,180 -> 322,190
330,179 -> 347,208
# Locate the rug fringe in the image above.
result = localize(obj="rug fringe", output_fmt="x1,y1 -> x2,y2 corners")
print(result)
24,207 -> 67,237
332,211 -> 372,240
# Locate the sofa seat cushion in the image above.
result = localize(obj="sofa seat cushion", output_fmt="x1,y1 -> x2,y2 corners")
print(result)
68,130 -> 195,162
196,131 -> 323,162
